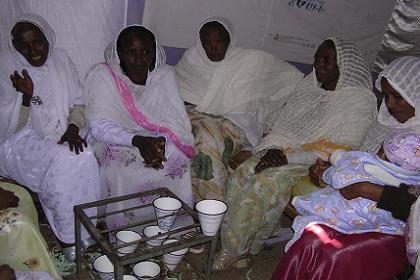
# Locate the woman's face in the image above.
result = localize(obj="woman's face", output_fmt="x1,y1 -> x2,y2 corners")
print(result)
313,41 -> 339,90
12,23 -> 49,67
118,35 -> 155,85
382,78 -> 415,123
200,26 -> 230,62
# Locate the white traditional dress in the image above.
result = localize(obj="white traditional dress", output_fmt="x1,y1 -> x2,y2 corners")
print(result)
175,17 -> 303,200
85,25 -> 194,229
0,14 -> 100,244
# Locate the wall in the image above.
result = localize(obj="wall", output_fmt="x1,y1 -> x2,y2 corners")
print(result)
127,0 -> 312,74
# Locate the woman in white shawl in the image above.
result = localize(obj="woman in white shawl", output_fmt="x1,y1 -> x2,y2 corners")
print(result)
85,25 -> 194,229
0,14 -> 100,260
175,17 -> 303,201
213,38 -> 378,270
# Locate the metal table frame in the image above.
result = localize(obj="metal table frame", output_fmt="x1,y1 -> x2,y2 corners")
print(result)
74,188 -> 218,280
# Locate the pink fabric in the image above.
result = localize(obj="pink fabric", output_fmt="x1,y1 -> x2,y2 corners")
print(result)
272,224 -> 408,280
105,64 -> 194,159
384,131 -> 420,171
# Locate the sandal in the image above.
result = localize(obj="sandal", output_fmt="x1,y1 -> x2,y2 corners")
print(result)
212,250 -> 250,271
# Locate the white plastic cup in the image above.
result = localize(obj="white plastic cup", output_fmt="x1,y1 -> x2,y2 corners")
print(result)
161,239 -> 188,271
132,261 -> 161,279
92,255 -> 114,280
195,199 -> 228,236
110,276 -> 137,280
153,197 -> 182,230
115,230 -> 142,256
142,225 -> 168,248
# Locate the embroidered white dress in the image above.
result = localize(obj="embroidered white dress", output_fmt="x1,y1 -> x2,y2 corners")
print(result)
85,25 -> 194,229
0,14 -> 100,244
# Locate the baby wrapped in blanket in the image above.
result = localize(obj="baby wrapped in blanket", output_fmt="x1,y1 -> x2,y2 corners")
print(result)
286,132 -> 420,251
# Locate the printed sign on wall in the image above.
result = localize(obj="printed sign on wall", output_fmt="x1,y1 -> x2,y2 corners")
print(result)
143,0 -> 396,66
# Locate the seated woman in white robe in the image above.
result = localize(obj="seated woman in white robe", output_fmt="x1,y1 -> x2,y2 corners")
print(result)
175,16 -> 303,200
0,14 -> 100,261
85,25 -> 194,229
213,38 -> 378,270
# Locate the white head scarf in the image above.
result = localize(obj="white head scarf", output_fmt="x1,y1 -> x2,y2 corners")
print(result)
331,37 -> 373,90
376,56 -> 420,131
0,14 -> 81,142
9,14 -> 56,61
175,17 -> 239,105
194,16 -> 237,66
104,24 -> 167,76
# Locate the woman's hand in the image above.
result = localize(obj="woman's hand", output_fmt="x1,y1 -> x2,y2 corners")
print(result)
0,187 -> 19,210
228,150 -> 252,170
132,135 -> 167,170
254,149 -> 287,174
10,70 -> 33,106
339,182 -> 384,201
308,158 -> 332,186
58,124 -> 87,154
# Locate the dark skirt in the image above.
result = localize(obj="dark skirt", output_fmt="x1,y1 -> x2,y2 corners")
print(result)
272,224 -> 407,280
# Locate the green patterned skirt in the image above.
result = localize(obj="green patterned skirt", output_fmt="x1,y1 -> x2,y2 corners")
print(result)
221,157 -> 309,254
188,108 -> 250,201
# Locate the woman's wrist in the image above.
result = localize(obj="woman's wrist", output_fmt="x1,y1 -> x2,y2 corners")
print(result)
22,95 -> 31,107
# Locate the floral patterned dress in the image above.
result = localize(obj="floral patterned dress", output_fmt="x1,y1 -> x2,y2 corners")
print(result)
0,182 -> 61,279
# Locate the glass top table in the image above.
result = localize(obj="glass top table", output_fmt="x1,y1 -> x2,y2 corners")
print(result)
74,187 -> 219,280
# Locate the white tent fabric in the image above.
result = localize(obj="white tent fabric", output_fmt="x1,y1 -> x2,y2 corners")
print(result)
0,0 -> 126,78
373,0 -> 420,73
143,0 -> 396,67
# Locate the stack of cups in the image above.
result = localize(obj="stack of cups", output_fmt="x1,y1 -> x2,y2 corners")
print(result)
161,239 -> 189,271
115,230 -> 142,256
142,225 -> 168,248
132,261 -> 161,279
195,199 -> 228,236
153,197 -> 182,230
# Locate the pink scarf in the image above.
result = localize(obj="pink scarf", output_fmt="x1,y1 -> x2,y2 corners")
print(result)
105,64 -> 194,159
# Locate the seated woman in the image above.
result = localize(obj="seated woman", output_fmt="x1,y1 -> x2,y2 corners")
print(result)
273,56 -> 420,280
287,131 -> 420,251
175,16 -> 303,200
85,25 -> 195,228
0,14 -> 100,261
0,182 -> 61,279
214,37 -> 378,270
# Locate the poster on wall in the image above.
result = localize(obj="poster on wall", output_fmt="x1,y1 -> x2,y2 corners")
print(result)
143,0 -> 396,66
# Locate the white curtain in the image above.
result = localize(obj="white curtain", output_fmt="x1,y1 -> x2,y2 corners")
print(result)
143,0 -> 396,67
0,0 -> 126,78
373,0 -> 420,73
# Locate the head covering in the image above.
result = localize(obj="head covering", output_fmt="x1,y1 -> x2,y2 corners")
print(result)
319,37 -> 373,91
0,14 -> 81,142
104,24 -> 166,76
194,17 -> 237,66
254,37 -> 376,155
383,132 -> 420,171
175,16 -> 240,105
9,13 -> 55,58
376,56 -> 420,131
